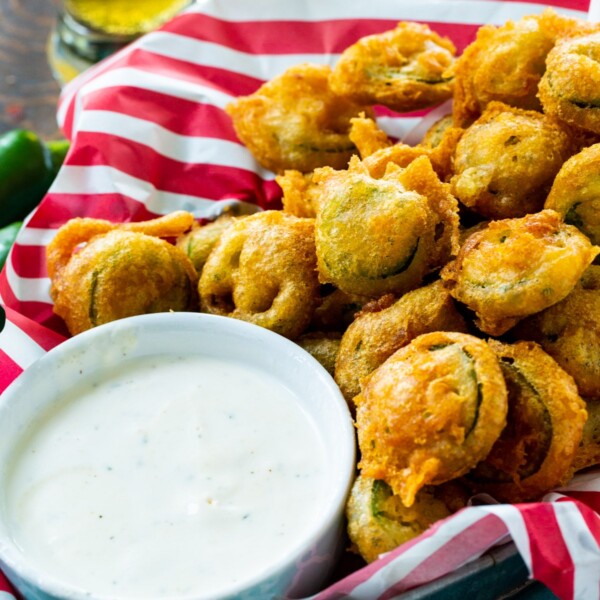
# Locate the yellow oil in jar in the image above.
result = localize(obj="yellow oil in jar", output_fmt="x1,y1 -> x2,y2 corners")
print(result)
64,0 -> 192,36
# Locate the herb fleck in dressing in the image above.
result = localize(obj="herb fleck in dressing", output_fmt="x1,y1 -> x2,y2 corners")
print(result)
5,355 -> 327,598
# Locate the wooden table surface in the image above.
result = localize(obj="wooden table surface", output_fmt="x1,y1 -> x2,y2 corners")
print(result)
0,0 -> 63,140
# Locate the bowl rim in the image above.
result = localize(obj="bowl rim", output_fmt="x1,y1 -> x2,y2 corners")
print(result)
0,312 -> 356,600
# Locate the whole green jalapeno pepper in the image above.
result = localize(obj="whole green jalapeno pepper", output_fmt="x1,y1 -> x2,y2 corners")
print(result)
0,129 -> 69,228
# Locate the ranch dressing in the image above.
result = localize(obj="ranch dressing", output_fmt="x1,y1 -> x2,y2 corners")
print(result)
4,354 -> 328,598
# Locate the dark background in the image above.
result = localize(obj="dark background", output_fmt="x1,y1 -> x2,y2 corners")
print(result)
0,0 -> 62,139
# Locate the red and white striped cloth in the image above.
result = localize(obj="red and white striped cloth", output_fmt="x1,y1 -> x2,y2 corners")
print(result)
1,1 -> 599,598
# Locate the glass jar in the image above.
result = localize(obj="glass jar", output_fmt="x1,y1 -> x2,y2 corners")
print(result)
48,0 -> 192,84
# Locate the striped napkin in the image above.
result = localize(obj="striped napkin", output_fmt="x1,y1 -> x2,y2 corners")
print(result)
1,1 -> 599,599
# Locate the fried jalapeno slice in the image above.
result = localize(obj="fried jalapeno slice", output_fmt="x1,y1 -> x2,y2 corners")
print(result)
47,212 -> 198,336
346,474 -> 468,563
176,215 -> 235,275
356,332 -> 508,507
545,143 -> 600,247
225,63 -> 371,174
452,14 -> 553,126
514,266 -> 600,398
467,340 -> 586,502
315,156 -> 459,298
539,32 -> 600,135
441,210 -> 599,336
330,22 -> 456,113
451,10 -> 597,126
334,280 -> 467,406
199,211 -> 319,339
450,102 -> 574,220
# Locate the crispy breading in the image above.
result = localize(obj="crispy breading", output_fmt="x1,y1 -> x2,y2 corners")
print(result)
315,156 -> 459,298
513,266 -> 600,398
467,340 -> 586,502
539,32 -> 600,135
441,210 -> 599,335
199,211 -> 319,339
356,332 -> 508,507
226,63 -> 371,174
450,102 -> 575,220
330,22 -> 455,113
346,475 -> 467,563
334,280 -> 467,406
545,143 -> 600,247
451,10 -> 598,127
47,212 -> 198,335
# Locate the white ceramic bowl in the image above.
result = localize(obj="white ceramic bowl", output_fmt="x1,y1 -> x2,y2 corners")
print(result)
0,313 -> 356,600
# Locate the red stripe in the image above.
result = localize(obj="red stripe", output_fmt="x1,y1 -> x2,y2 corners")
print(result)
62,46 -> 258,138
0,270 -> 64,333
374,106 -> 435,120
10,245 -> 48,279
61,93 -> 76,140
0,349 -> 23,395
575,501 -> 600,547
0,570 -> 17,596
60,52 -> 261,139
73,87 -> 240,140
562,490 -> 600,515
379,513 -> 508,599
115,48 -> 263,95
4,306 -> 66,352
522,0 -> 588,10
64,133 -> 282,208
71,46 -> 263,98
521,503 -> 575,600
28,193 -> 158,229
161,13 -> 480,54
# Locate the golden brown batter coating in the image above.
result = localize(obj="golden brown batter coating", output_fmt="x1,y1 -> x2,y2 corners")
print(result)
330,22 -> 455,113
334,280 -> 467,406
452,10 -> 597,127
348,114 -> 393,159
310,287 -> 368,333
276,170 -> 323,219
450,102 -> 574,220
359,123 -> 463,182
199,211 -> 319,339
441,210 -> 599,336
545,143 -> 600,247
420,114 -> 454,149
315,156 -> 459,298
226,63 -> 371,174
539,32 -> 600,135
356,331 -> 508,507
467,340 -> 587,502
47,212 -> 198,335
513,266 -> 600,398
